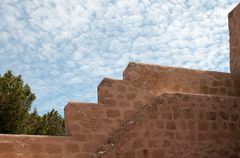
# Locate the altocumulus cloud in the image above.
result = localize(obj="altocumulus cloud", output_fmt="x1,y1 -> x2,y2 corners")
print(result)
0,0 -> 239,115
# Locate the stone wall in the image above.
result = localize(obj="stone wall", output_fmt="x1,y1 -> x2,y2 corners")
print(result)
63,78 -> 155,157
0,134 -> 82,158
101,93 -> 240,158
98,78 -> 154,120
229,3 -> 240,73
123,62 -> 240,96
0,77 -> 155,158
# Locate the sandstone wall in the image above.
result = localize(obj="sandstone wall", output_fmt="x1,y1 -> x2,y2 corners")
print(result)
0,77 -> 155,158
229,3 -> 240,74
1,68 -> 240,158
63,78 -> 155,157
101,93 -> 240,158
97,78 -> 153,120
1,64 -> 240,158
123,62 -> 240,96
0,135 -> 82,158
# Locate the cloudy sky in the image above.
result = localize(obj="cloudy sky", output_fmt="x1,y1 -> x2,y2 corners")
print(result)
0,0 -> 239,115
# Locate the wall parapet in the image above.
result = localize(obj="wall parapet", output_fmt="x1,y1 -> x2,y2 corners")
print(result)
0,134 -> 82,158
123,62 -> 240,96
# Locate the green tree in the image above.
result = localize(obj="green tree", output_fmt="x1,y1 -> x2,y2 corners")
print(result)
0,70 -> 35,134
0,70 -> 65,135
39,109 -> 65,136
20,109 -> 42,135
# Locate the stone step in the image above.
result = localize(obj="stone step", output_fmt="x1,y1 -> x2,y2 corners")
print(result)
64,102 -> 124,156
123,62 -> 240,96
97,78 -> 157,123
64,99 -> 152,156
97,92 -> 240,158
62,77 -> 158,157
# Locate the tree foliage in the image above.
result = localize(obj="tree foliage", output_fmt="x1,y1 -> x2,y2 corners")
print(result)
0,70 -> 65,135
40,109 -> 65,136
0,70 -> 35,133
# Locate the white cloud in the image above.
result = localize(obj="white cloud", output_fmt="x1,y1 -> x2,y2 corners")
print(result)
0,0 -> 239,115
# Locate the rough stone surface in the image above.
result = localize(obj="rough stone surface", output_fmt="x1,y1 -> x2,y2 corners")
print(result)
229,3 -> 240,74
100,93 -> 240,158
123,62 -> 240,97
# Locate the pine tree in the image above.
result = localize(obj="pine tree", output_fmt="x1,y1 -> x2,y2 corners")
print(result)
20,109 -> 42,135
39,109 -> 65,136
0,70 -> 65,135
0,70 -> 35,133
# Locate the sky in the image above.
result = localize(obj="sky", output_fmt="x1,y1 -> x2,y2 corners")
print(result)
0,0 -> 239,115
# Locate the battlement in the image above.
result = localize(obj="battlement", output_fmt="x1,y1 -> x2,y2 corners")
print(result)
124,62 -> 240,96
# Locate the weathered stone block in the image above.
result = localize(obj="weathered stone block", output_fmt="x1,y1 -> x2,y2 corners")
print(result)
65,144 -> 79,153
166,122 -> 176,130
182,109 -> 194,119
0,142 -> 14,152
107,109 -> 120,118
152,149 -> 165,158
198,121 -> 208,131
45,144 -> 62,154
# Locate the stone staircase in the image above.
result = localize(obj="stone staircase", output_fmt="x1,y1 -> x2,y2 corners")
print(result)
0,61 -> 240,158
93,93 -> 240,158
64,62 -> 240,158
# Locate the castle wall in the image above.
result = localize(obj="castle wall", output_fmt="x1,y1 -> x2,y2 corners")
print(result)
0,135 -> 83,158
65,78 -> 154,137
0,77 -> 155,158
229,3 -> 240,73
123,62 -> 240,96
102,93 -> 240,158
1,62 -> 240,158
63,78 -> 155,157
97,78 -> 153,119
